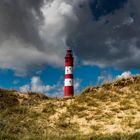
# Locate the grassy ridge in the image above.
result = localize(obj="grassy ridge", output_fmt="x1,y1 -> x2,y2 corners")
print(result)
0,132 -> 140,140
0,76 -> 140,139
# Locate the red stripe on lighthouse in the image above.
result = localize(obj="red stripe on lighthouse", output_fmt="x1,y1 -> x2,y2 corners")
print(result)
65,62 -> 73,66
65,74 -> 73,78
64,86 -> 74,97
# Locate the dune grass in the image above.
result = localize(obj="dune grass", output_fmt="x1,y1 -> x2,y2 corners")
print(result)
0,76 -> 140,139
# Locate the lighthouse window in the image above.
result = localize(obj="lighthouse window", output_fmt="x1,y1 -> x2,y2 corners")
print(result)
69,79 -> 73,85
65,66 -> 73,74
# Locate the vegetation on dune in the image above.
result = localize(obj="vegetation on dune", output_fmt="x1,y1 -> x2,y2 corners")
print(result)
0,76 -> 140,139
0,132 -> 140,140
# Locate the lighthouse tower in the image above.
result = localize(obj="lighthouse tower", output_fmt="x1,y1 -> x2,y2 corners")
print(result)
64,48 -> 74,97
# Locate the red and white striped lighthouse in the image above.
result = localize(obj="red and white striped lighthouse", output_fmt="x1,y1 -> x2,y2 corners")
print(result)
64,48 -> 74,97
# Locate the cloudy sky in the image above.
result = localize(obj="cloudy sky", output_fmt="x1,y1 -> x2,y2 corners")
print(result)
0,0 -> 140,97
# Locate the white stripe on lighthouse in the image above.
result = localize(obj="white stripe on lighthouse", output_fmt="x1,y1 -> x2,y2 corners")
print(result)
65,66 -> 73,74
65,78 -> 73,86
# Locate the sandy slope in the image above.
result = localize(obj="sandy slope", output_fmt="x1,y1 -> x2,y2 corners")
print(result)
0,76 -> 140,139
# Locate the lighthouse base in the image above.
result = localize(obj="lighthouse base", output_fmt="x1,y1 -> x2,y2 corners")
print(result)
64,86 -> 74,97
64,96 -> 73,98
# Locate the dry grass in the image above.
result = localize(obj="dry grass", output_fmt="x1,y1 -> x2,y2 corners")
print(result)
0,76 -> 140,139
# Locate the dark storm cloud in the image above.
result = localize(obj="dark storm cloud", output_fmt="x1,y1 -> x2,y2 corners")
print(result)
67,0 -> 140,69
0,0 -> 78,76
0,0 -> 43,46
0,0 -> 140,75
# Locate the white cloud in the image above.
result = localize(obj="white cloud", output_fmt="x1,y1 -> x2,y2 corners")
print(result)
117,71 -> 132,79
20,76 -> 82,97
20,85 -> 30,93
74,78 -> 82,94
0,37 -> 48,76
38,0 -> 78,67
20,76 -> 54,94
30,76 -> 53,93
97,71 -> 113,85
97,71 -> 132,85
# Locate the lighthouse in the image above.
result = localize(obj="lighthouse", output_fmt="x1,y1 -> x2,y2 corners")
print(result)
64,48 -> 74,97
